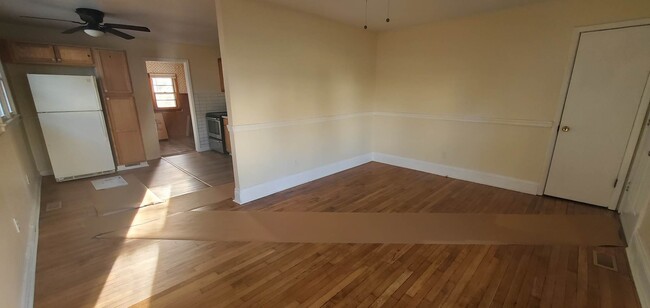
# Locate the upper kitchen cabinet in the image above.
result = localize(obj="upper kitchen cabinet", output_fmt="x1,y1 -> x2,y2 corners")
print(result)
55,45 -> 94,66
94,49 -> 133,94
4,41 -> 57,64
0,41 -> 94,66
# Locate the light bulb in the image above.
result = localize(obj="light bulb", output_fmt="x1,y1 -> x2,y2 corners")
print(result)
84,29 -> 105,37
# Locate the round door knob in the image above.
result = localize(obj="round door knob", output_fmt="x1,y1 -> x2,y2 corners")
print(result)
561,126 -> 570,132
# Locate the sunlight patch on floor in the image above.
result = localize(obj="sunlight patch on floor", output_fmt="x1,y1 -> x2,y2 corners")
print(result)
94,241 -> 161,306
95,190 -> 171,306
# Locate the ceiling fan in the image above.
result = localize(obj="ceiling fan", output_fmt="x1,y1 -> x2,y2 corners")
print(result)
21,8 -> 150,40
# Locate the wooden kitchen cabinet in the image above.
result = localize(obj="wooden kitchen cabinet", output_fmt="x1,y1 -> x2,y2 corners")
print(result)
104,96 -> 146,165
94,48 -> 145,165
55,45 -> 94,66
0,41 -> 94,65
223,116 -> 231,154
7,41 -> 57,64
218,58 -> 225,92
94,49 -> 133,94
154,113 -> 169,140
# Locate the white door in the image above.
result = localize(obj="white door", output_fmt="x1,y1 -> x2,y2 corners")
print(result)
27,74 -> 102,112
545,25 -> 650,208
39,111 -> 115,180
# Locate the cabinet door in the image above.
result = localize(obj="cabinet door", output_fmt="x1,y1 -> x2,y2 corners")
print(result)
95,49 -> 133,94
104,96 -> 146,165
154,113 -> 169,140
11,42 -> 57,64
223,117 -> 231,153
55,46 -> 94,66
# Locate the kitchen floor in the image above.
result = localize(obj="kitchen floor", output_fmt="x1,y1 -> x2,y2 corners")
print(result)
159,136 -> 196,157
34,161 -> 641,307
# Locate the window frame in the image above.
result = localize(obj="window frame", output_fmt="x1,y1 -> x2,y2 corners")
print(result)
0,60 -> 18,128
148,73 -> 181,112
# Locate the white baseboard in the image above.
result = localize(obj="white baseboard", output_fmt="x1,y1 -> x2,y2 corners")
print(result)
23,175 -> 42,308
235,152 -> 540,204
372,152 -> 539,195
628,234 -> 650,308
235,153 -> 373,204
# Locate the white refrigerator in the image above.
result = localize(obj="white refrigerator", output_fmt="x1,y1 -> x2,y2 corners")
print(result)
28,74 -> 116,182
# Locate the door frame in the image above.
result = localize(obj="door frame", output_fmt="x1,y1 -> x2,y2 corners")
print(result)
142,57 -> 202,153
539,18 -> 650,210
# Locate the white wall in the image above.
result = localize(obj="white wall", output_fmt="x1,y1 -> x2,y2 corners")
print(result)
373,0 -> 650,189
0,22 -> 224,172
0,106 -> 41,308
620,119 -> 650,307
216,0 -> 377,201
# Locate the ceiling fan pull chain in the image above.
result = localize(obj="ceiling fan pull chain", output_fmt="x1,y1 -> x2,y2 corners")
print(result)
364,0 -> 368,29
386,0 -> 391,22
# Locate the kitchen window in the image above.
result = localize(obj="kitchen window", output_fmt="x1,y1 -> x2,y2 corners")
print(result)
149,74 -> 180,111
0,61 -> 18,132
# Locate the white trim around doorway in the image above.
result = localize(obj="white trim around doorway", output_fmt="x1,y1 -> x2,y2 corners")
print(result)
142,57 -> 202,154
538,18 -> 650,211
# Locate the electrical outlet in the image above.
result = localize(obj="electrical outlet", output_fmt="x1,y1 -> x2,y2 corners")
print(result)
12,218 -> 20,233
25,174 -> 30,185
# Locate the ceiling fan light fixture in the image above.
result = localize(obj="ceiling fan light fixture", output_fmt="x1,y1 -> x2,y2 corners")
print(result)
84,28 -> 105,37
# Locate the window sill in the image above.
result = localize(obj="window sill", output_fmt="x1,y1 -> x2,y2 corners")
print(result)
0,114 -> 20,135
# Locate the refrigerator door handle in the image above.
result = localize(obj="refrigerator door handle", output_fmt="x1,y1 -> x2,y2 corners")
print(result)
98,113 -> 111,140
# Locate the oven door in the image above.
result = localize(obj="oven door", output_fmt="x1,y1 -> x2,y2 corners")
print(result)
207,117 -> 222,139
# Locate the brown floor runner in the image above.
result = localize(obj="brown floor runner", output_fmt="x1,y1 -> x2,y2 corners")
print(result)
98,211 -> 625,246
87,182 -> 235,237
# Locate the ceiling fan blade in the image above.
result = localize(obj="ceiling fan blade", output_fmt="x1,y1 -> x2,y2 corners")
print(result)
104,23 -> 150,32
20,16 -> 84,24
62,26 -> 86,34
104,28 -> 134,40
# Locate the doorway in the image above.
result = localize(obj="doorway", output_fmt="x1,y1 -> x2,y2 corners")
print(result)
145,60 -> 196,157
544,23 -> 650,209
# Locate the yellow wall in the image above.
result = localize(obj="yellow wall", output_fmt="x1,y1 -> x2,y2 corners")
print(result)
0,22 -> 222,169
216,0 -> 376,189
374,0 -> 650,184
0,118 -> 41,308
374,1 -> 650,297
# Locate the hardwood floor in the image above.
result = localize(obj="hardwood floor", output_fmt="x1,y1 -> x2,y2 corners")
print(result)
159,136 -> 195,157
198,162 -> 616,216
35,160 -> 640,307
163,151 -> 235,187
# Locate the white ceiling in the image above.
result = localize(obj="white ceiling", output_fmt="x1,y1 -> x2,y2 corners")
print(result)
0,0 -> 548,45
261,0 -> 549,31
0,0 -> 219,45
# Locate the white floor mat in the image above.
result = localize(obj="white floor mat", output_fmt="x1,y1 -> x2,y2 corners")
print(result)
91,176 -> 128,190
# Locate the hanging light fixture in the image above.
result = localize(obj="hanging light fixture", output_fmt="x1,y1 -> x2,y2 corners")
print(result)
364,0 -> 392,30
